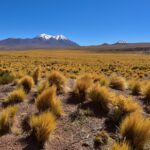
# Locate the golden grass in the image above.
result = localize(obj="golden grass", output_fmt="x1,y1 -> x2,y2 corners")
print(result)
131,81 -> 142,95
112,142 -> 131,150
18,75 -> 34,93
29,112 -> 56,144
0,50 -> 150,80
38,80 -> 49,94
48,71 -> 66,93
120,112 -> 150,150
109,95 -> 142,123
89,85 -> 112,112
110,75 -> 128,90
143,83 -> 150,102
74,74 -> 93,102
36,86 -> 63,117
0,106 -> 18,134
6,88 -> 26,104
32,67 -> 40,85
92,74 -> 109,86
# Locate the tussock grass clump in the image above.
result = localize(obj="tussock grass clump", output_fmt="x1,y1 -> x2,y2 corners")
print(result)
93,74 -> 109,86
74,74 -> 93,102
112,142 -> 131,150
120,112 -> 150,150
18,75 -> 34,93
6,88 -> 25,105
110,75 -> 128,90
32,67 -> 40,85
0,106 -> 17,134
109,95 -> 142,124
48,71 -> 66,93
29,112 -> 56,145
143,83 -> 150,102
38,80 -> 49,94
131,81 -> 142,95
36,86 -> 63,117
89,85 -> 112,113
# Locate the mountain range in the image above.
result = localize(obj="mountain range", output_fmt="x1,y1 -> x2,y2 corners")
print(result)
0,34 -> 150,52
0,34 -> 79,49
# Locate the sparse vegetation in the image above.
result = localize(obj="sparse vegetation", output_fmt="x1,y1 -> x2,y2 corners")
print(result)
29,112 -> 56,145
0,50 -> 150,149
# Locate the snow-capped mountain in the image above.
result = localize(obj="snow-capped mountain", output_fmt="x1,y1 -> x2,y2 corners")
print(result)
0,34 -> 79,49
37,33 -> 68,40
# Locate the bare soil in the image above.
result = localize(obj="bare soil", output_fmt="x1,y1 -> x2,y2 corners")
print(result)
0,79 -> 149,150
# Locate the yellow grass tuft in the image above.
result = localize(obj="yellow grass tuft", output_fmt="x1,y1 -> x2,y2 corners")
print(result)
18,75 -> 34,93
131,81 -> 142,95
6,88 -> 26,104
74,74 -> 93,102
32,67 -> 40,85
110,75 -> 128,90
38,80 -> 49,94
120,112 -> 150,150
143,83 -> 150,102
89,85 -> 112,112
48,71 -> 66,93
36,86 -> 63,117
0,106 -> 18,134
112,142 -> 131,150
109,95 -> 142,123
29,112 -> 56,144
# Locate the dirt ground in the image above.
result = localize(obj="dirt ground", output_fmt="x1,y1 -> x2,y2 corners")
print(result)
0,79 -> 149,150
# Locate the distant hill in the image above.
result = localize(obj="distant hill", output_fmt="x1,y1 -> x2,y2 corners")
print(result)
0,33 -> 79,49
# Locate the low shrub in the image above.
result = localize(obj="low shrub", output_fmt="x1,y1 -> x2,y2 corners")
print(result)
0,106 -> 17,134
120,112 -> 150,150
18,75 -> 34,93
0,69 -> 14,85
29,112 -> 56,145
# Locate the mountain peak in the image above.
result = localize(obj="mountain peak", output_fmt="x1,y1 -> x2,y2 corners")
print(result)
37,33 -> 68,40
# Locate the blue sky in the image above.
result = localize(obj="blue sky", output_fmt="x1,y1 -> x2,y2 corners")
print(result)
0,0 -> 150,45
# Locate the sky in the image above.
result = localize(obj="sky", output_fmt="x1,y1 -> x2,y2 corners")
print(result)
0,0 -> 150,46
